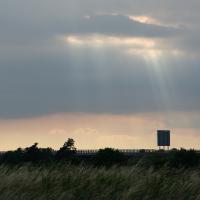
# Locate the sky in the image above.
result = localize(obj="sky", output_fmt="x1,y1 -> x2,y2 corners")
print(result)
1,0 -> 200,150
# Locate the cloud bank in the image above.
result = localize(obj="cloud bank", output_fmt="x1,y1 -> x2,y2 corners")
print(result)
0,0 -> 200,119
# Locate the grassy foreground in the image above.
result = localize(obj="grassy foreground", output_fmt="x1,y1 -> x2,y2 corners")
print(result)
1,164 -> 200,200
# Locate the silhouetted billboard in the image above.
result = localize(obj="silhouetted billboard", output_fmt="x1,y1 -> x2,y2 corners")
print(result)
157,130 -> 170,146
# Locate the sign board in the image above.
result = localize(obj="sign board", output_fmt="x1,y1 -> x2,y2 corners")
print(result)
157,130 -> 170,146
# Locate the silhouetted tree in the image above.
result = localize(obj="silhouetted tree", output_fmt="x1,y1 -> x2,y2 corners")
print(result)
56,138 -> 76,160
23,143 -> 54,162
63,138 -> 76,151
23,143 -> 40,162
0,148 -> 24,164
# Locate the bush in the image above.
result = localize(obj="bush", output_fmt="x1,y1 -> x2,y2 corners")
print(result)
168,148 -> 199,168
0,145 -> 54,164
0,148 -> 24,164
94,148 -> 125,166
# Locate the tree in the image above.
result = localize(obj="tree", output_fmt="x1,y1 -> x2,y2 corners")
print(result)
63,138 -> 76,151
0,148 -> 24,164
56,138 -> 76,159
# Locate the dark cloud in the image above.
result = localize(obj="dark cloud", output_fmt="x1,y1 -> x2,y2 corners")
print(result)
0,44 -> 200,118
67,15 -> 179,38
0,13 -> 179,45
0,0 -> 200,118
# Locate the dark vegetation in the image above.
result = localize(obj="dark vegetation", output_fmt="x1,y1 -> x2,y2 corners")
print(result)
1,139 -> 200,199
0,138 -> 199,169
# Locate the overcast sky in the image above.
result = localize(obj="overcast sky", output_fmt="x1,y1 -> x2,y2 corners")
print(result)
0,0 -> 200,149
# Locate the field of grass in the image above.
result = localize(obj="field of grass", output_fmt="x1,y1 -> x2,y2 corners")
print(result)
1,164 -> 200,200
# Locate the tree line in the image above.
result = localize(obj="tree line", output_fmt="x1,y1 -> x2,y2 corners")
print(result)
0,138 -> 200,168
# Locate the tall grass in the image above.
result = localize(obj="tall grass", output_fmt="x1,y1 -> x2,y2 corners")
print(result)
0,164 -> 200,200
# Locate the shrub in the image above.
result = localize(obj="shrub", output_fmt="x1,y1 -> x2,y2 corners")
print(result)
94,148 -> 125,166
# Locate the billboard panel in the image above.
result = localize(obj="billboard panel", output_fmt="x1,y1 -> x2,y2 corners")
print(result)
157,130 -> 170,146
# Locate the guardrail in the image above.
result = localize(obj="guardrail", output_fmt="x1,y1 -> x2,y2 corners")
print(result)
76,149 -> 157,154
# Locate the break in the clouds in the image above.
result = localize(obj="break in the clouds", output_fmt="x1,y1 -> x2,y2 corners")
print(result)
0,0 -> 200,119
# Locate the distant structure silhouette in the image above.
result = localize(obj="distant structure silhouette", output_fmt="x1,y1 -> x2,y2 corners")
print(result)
157,130 -> 170,150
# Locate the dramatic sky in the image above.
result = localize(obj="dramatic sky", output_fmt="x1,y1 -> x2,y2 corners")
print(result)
1,0 -> 200,150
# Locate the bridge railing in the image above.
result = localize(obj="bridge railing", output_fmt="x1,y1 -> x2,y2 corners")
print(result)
76,149 -> 157,154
